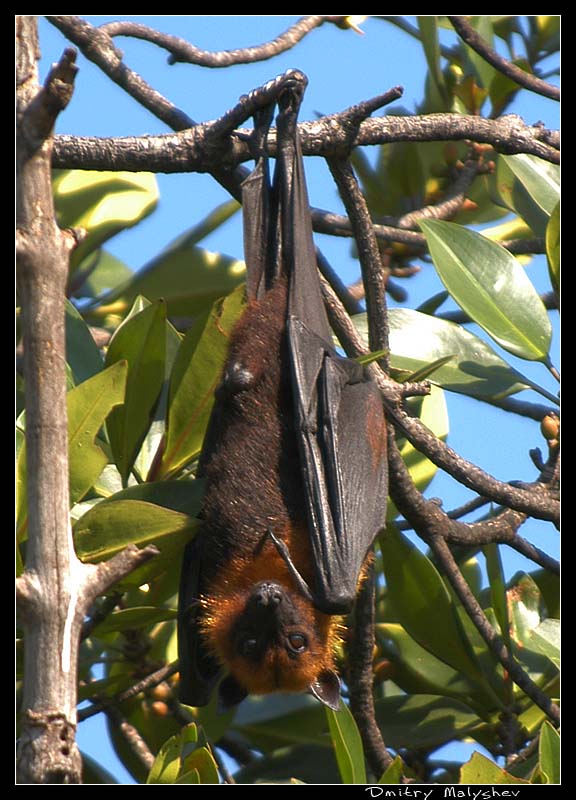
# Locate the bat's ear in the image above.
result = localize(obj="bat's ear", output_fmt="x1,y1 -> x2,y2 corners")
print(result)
217,674 -> 248,713
309,669 -> 341,711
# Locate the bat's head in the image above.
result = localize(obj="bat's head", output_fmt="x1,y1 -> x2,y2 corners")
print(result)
201,580 -> 341,710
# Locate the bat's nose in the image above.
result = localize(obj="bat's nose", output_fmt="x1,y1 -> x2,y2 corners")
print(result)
254,582 -> 284,607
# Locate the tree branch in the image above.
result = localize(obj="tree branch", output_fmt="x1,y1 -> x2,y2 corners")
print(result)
448,16 -> 560,102
348,564 -> 395,777
428,534 -> 560,725
16,19 -> 159,782
46,15 -> 195,131
386,435 -> 559,724
16,17 -> 82,783
51,111 -> 560,174
99,15 -> 329,66
327,157 -> 389,361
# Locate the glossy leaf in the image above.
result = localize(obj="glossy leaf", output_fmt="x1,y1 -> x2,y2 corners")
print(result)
95,479 -> 204,517
380,526 -> 481,680
527,619 -> 560,668
466,16 -> 498,92
546,202 -> 560,294
147,731 -> 182,784
378,756 -> 405,784
116,205 -> 244,318
18,361 -> 129,538
387,308 -> 532,399
178,748 -> 219,784
494,154 -> 560,237
484,544 -> 512,652
234,744 -> 340,785
417,17 -> 447,107
420,219 -> 552,361
377,623 -> 492,709
67,361 -> 128,506
326,704 -> 366,784
105,299 -> 167,483
65,299 -> 103,384
159,285 -> 245,479
538,721 -> 560,784
74,498 -> 198,563
53,169 -> 158,271
374,694 -> 479,750
75,249 -> 134,300
460,752 -> 529,785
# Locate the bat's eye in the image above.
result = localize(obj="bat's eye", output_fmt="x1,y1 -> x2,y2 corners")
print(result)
287,633 -> 308,653
239,637 -> 259,658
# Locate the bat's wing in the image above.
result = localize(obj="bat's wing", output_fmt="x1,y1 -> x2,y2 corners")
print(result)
177,537 -> 221,706
276,77 -> 388,614
289,322 -> 388,614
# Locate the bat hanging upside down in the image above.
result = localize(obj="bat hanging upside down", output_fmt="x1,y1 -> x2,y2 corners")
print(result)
178,71 -> 388,712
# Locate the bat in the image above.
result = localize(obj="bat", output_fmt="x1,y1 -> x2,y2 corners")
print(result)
178,71 -> 388,712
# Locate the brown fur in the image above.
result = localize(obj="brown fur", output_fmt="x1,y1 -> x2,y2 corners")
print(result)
197,279 -> 342,696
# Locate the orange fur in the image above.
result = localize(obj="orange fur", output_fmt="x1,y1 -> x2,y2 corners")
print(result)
200,524 -> 342,695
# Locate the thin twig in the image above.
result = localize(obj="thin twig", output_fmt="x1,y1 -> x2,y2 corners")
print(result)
348,562 -> 395,777
428,534 -> 560,725
99,16 -> 328,67
104,705 -> 154,772
386,157 -> 481,229
381,398 -> 559,524
448,16 -> 560,101
81,593 -> 123,641
327,157 -> 389,362
78,662 -> 178,722
46,16 -> 195,131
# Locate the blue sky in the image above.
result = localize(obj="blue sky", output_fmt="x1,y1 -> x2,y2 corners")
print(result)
35,15 -> 559,784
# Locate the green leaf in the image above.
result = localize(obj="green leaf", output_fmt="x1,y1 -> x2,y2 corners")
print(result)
53,169 -> 158,271
484,544 -> 512,652
546,202 -> 560,295
116,205 -> 244,318
74,498 -> 198,563
75,249 -> 134,300
179,747 -> 220,785
466,16 -> 498,91
417,17 -> 447,106
376,623 -> 492,708
494,154 -> 560,237
420,219 -> 552,362
105,299 -> 167,483
91,606 -> 177,635
380,526 -> 481,681
94,479 -> 205,517
374,694 -> 480,750
460,752 -> 529,784
65,300 -> 103,384
538,721 -> 560,784
326,703 -> 366,784
16,362 -> 128,539
67,361 -> 128,506
378,756 -> 405,784
146,732 -> 182,784
367,309 -> 533,400
159,285 -> 245,478
526,619 -> 560,668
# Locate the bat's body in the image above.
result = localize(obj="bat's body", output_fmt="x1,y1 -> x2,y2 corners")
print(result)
178,72 -> 388,711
